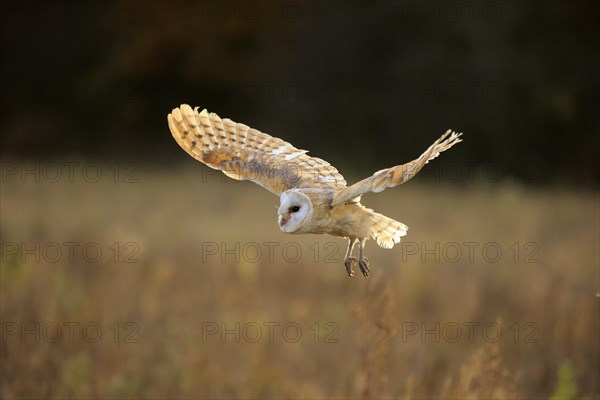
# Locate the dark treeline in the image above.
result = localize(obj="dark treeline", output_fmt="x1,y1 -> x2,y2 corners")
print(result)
1,1 -> 598,185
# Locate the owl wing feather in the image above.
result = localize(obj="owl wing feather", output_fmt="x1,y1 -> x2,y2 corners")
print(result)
168,104 -> 346,195
332,130 -> 462,205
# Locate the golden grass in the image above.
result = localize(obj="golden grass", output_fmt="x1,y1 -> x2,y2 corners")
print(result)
1,166 -> 598,398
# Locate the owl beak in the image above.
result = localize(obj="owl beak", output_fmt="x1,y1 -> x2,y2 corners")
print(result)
279,214 -> 290,227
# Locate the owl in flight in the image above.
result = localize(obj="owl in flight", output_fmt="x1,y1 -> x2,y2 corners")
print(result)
168,104 -> 462,278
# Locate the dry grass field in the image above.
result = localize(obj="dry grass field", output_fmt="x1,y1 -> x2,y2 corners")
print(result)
1,165 -> 598,399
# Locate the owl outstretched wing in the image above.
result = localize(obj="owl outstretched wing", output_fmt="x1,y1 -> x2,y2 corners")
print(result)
332,130 -> 462,205
168,104 -> 346,195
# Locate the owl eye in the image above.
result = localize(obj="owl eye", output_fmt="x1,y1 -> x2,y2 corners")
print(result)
291,206 -> 300,213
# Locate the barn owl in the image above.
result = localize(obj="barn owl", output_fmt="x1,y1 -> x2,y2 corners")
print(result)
168,104 -> 462,277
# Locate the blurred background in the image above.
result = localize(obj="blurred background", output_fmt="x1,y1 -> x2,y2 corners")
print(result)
1,1 -> 598,398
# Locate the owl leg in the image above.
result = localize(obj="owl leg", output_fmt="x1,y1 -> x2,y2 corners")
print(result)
344,238 -> 358,277
358,239 -> 370,278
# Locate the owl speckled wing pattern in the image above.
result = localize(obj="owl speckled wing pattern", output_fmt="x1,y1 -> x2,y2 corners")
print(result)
332,130 -> 462,205
168,105 -> 346,195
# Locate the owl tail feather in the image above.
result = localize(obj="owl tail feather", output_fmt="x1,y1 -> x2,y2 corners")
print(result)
369,212 -> 408,249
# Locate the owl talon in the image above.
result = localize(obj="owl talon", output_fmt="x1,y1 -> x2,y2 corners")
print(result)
358,256 -> 370,278
344,257 -> 357,277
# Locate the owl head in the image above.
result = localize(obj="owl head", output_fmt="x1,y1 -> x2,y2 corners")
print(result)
277,190 -> 314,233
